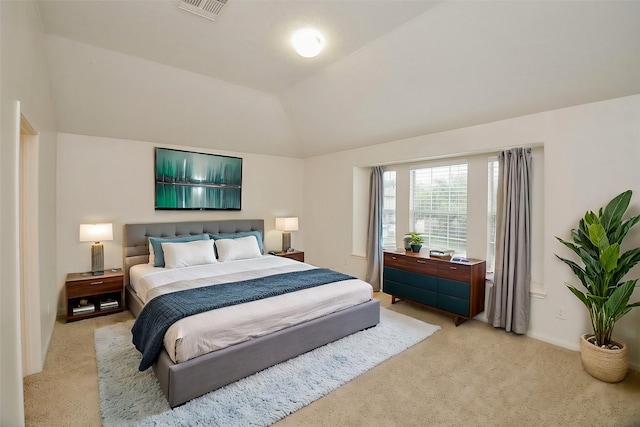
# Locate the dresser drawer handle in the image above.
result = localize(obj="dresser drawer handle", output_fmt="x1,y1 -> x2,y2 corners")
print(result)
391,256 -> 397,260
416,260 -> 426,264
449,267 -> 457,270
91,281 -> 104,285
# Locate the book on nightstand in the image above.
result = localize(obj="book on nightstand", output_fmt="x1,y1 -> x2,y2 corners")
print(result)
72,304 -> 95,315
99,299 -> 119,310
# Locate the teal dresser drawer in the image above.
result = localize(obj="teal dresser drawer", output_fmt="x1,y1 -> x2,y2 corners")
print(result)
437,278 -> 470,299
437,294 -> 469,317
383,279 -> 437,307
384,267 -> 437,292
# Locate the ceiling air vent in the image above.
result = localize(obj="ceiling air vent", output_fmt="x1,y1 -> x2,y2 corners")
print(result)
178,0 -> 228,21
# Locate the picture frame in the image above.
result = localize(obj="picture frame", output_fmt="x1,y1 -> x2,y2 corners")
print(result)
155,147 -> 242,210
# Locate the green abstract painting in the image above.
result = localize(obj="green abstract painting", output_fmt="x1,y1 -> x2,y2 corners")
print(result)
155,148 -> 242,210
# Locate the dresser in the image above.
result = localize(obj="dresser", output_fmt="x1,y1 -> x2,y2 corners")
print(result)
383,251 -> 486,326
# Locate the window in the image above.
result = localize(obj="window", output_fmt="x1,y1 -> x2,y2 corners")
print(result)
410,163 -> 467,255
382,171 -> 396,248
487,159 -> 499,272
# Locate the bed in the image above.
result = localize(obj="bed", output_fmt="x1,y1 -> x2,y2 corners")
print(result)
123,220 -> 380,408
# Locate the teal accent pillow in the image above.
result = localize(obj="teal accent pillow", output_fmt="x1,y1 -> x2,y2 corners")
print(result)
149,234 -> 210,267
209,231 -> 264,256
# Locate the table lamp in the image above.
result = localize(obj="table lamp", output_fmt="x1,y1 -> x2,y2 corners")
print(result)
275,217 -> 298,252
79,223 -> 113,275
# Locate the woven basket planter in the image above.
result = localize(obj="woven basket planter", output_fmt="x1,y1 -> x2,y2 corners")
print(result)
580,334 -> 628,383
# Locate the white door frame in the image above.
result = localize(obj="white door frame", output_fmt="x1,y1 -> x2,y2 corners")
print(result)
19,110 -> 42,376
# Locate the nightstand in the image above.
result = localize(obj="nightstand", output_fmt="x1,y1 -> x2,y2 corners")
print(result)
65,268 -> 125,322
274,250 -> 305,262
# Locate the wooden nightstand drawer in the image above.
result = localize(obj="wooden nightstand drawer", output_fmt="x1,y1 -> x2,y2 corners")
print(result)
66,276 -> 123,298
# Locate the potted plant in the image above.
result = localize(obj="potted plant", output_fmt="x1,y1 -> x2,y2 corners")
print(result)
408,232 -> 424,253
555,190 -> 640,382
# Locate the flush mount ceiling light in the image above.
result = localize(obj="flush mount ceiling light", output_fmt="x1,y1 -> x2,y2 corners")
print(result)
291,28 -> 325,58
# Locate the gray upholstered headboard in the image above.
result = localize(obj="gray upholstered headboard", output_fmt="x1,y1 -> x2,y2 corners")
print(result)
123,219 -> 265,285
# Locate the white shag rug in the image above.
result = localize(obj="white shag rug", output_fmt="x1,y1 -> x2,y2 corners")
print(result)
95,307 -> 440,426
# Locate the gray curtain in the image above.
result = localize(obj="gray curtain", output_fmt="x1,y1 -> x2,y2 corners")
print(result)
365,166 -> 384,291
487,148 -> 532,334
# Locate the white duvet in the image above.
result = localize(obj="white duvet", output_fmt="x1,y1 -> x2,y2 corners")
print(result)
130,256 -> 373,364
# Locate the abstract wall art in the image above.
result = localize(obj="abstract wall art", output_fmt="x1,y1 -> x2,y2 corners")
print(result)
155,148 -> 242,210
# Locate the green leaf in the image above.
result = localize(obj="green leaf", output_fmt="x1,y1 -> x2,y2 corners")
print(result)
600,190 -> 632,231
611,248 -> 640,285
611,215 -> 640,245
585,292 -> 608,306
577,246 -> 601,275
555,237 -> 582,257
556,255 -> 589,288
599,244 -> 619,272
605,280 -> 636,321
588,223 -> 609,251
577,221 -> 597,252
567,286 -> 590,308
584,211 -> 599,226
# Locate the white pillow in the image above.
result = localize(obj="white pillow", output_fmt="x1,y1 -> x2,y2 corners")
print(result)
148,240 -> 155,265
161,239 -> 216,269
215,236 -> 262,262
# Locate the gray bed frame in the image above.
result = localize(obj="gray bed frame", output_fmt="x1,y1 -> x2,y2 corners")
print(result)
123,220 -> 381,408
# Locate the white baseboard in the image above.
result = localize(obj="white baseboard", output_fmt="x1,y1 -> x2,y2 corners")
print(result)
526,330 -> 580,351
526,331 -> 639,372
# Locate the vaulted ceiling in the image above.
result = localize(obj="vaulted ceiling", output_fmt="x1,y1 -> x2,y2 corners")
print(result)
38,1 -> 640,158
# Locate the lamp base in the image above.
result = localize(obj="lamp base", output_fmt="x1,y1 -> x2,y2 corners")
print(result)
281,231 -> 291,252
91,242 -> 105,276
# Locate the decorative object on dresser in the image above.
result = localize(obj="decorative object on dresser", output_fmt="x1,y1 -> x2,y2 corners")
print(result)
79,223 -> 113,275
274,250 -> 304,262
275,216 -> 299,252
65,268 -> 124,322
407,232 -> 424,253
402,234 -> 412,251
429,249 -> 455,260
383,250 -> 486,326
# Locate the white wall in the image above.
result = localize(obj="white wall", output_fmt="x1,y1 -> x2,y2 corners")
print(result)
304,94 -> 640,369
56,133 -> 304,311
44,35 -> 299,158
0,1 -> 58,425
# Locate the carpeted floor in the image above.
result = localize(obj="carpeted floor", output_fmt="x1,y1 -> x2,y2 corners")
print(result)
24,293 -> 640,426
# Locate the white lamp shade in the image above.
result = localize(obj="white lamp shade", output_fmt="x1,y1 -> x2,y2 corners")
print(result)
79,223 -> 113,243
276,217 -> 299,232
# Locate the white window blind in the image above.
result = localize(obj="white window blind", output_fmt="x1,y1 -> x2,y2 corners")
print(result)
487,159 -> 499,272
382,171 -> 396,248
410,163 -> 467,255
